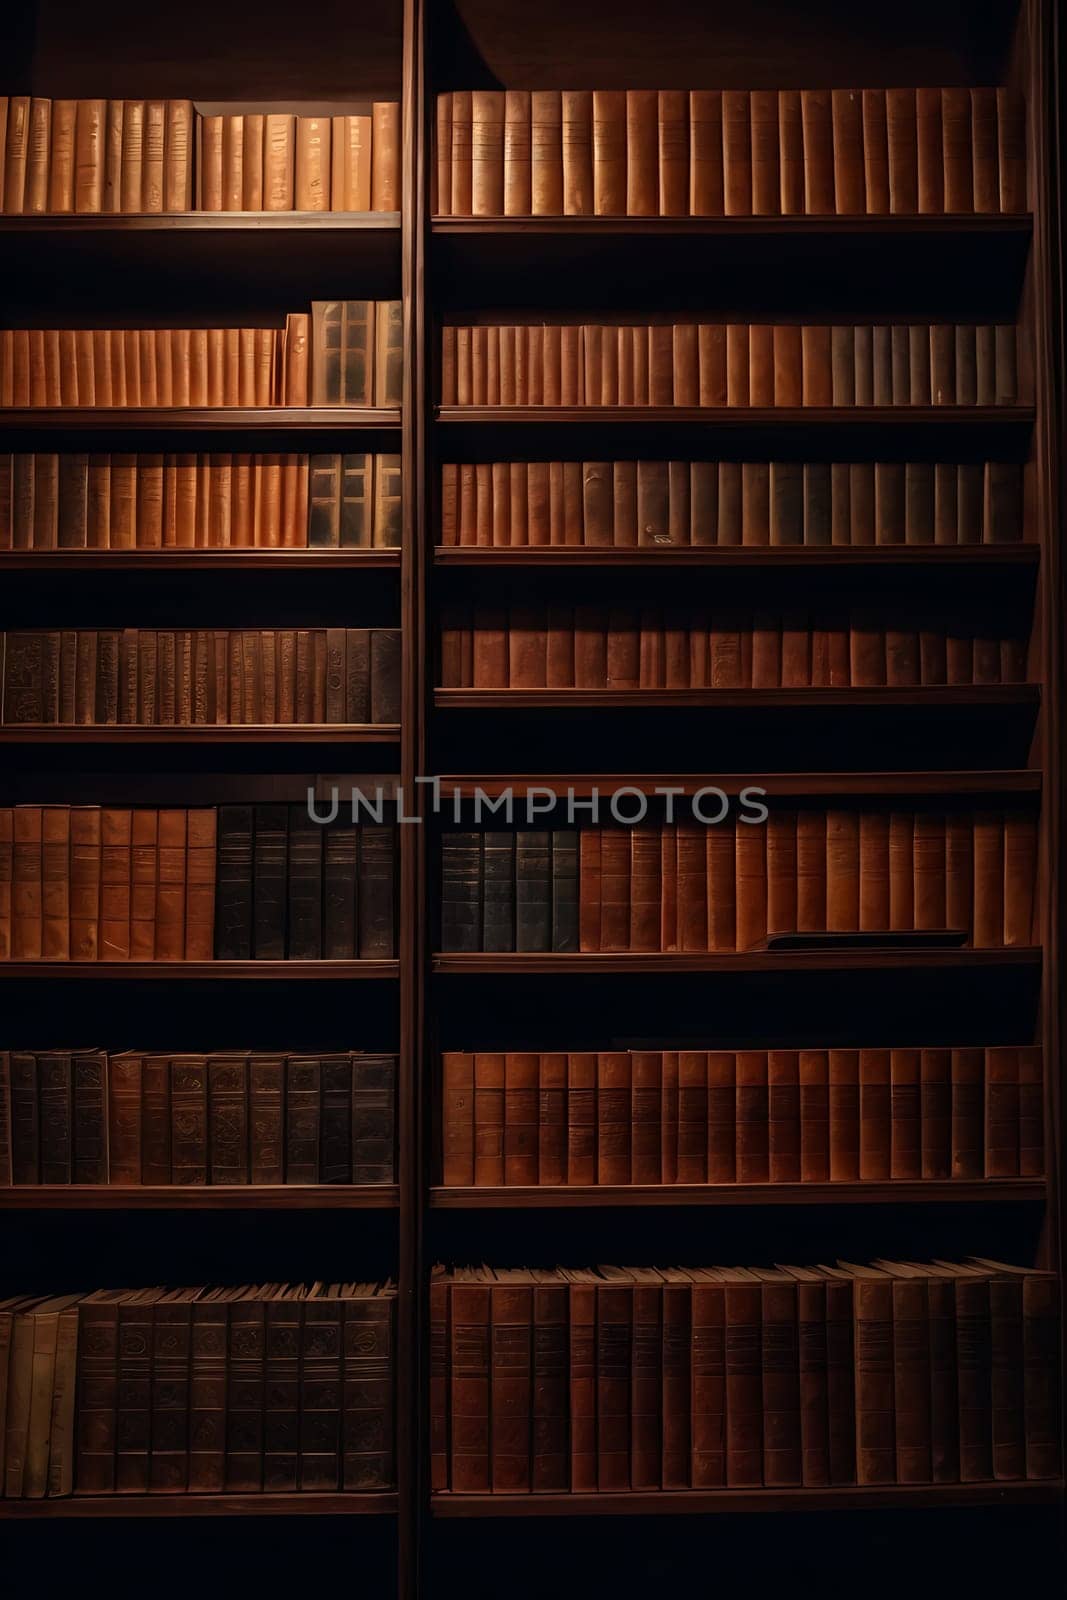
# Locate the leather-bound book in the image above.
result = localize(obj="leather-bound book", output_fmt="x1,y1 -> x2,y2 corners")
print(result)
442,832 -> 482,952
187,1289 -> 228,1491
148,1287 -> 196,1491
750,90 -> 779,215
1003,812 -> 1036,946
858,811 -> 890,931
503,1053 -> 537,1185
352,1053 -> 396,1183
982,1268 -> 1026,1479
358,822 -> 396,958
945,1264 -> 993,1480
515,830 -> 550,952
721,90 -> 752,216
224,1289 -> 266,1491
185,809 -> 216,960
471,91 -> 504,216
250,804 -> 287,961
597,1051 -> 631,1184
73,1290 -> 125,1492
949,1046 -> 985,1179
324,821 -> 358,960
551,829 -> 578,952
285,1056 -> 320,1184
1020,1269 -> 1061,1477
888,811 -> 914,932
779,1267 -> 830,1485
319,1054 -> 352,1184
919,1048 -> 952,1179
567,1052 -> 596,1184
37,1051 -> 72,1184
502,91 -> 532,216
215,805 -> 253,960
430,1269 -> 450,1489
735,818 -> 767,950
773,88 -> 802,214
344,1287 -> 396,1490
474,1053 -> 505,1184
753,1269 -> 802,1485
996,89 -> 1027,213
247,1055 -> 284,1185
10,1053 -> 39,1183
677,1268 -> 719,1486
370,101 -> 399,212
878,1264 -> 932,1482
262,1289 -> 300,1492
861,89 -> 890,212
451,1274 -> 491,1490
736,1049 -> 769,1183
627,1267 -> 664,1489
985,1045 -> 1019,1177
12,805 -> 43,959
449,92 -> 473,215
889,1048 -> 922,1179
859,1049 -> 891,1180
154,807 -> 187,962
655,90 -> 689,216
628,1050 -> 660,1184
561,91 -> 593,215
531,91 -> 563,214
831,90 -> 864,214
794,91 -> 833,217
719,1267 -> 762,1484
972,810 -> 1004,947
768,1049 -> 801,1183
628,826 -> 661,952
1017,1046 -> 1044,1178
885,88 -> 917,212
592,1269 -> 631,1490
826,809 -> 859,931
286,803 -> 323,959
477,830 -> 514,954
116,1287 -> 165,1491
689,90 -> 724,214
167,1056 -> 205,1184
72,1050 -> 107,1184
795,1049 -> 829,1182
675,1050 -> 706,1183
940,87 -> 974,211
537,1052 -> 567,1186
41,806 -> 70,960
844,1263 -> 896,1483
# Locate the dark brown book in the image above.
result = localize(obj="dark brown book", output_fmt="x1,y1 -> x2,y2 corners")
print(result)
753,1269 -> 802,1485
722,1268 -> 763,1485
489,1274 -> 531,1492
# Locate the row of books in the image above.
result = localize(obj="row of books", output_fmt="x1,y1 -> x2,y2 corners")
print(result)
440,461 -> 1025,548
440,321 -> 1021,407
440,814 -> 1037,952
0,97 -> 400,213
0,301 -> 402,408
441,1047 -> 1042,1187
435,87 -> 1026,217
1,1282 -> 396,1497
431,1260 -> 1059,1491
0,452 -> 402,550
0,806 -> 397,962
438,607 -> 1026,690
1,1049 -> 397,1187
1,628 -> 401,727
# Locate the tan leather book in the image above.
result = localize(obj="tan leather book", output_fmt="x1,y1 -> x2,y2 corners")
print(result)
220,114 -> 244,210
74,98 -> 105,212
370,100 -> 399,210
802,325 -> 832,406
749,324 -> 774,406
801,89 -> 833,213
164,100 -> 194,209
656,89 -> 688,216
196,113 -> 223,210
100,99 -> 123,213
591,89 -> 624,214
861,89 -> 890,212
722,89 -> 751,215
120,99 -> 144,213
996,88 -> 1026,213
972,810 -> 1004,946
295,115 -> 330,209
283,312 -> 309,404
3,96 -> 30,212
1003,812 -> 1036,946
332,114 -> 370,209
750,90 -> 779,215
24,98 -> 51,214
435,92 -> 452,213
184,809 -> 216,959
450,90 -> 473,213
625,89 -> 658,216
142,100 -> 165,211
531,90 -> 563,214
68,807 -> 101,961
99,808 -> 132,960
828,89 -> 863,215
154,809 -> 186,960
261,112 -> 294,209
690,89 -> 724,214
562,90 -> 592,215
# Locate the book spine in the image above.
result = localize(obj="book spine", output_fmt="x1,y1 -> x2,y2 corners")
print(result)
450,1283 -> 490,1491
761,1280 -> 802,1485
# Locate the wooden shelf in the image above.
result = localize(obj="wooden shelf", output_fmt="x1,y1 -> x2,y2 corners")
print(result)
0,1492 -> 398,1519
0,960 -> 399,980
432,215 -> 1034,238
0,1184 -> 399,1210
433,771 -> 1042,799
434,544 -> 1039,569
0,408 -> 401,442
434,686 -> 1040,710
431,1482 -> 1063,1517
0,550 -> 401,571
0,213 -> 401,236
435,405 -> 1035,428
433,949 -> 1041,975
431,1180 -> 1045,1208
0,725 -> 401,744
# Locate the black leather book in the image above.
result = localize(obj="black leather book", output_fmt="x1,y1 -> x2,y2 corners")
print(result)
441,832 -> 483,952
353,1053 -> 397,1183
324,822 -> 358,958
551,830 -> 579,953
358,823 -> 396,957
319,1054 -> 353,1183
370,629 -> 401,725
253,804 -> 288,959
287,803 -> 323,960
516,830 -> 551,952
215,804 -> 254,959
482,831 -> 515,952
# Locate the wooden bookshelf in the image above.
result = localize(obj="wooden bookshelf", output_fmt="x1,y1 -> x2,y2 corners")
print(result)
4,0 -> 1064,1579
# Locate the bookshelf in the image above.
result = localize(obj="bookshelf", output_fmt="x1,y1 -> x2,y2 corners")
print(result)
1,0 -> 1064,1594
